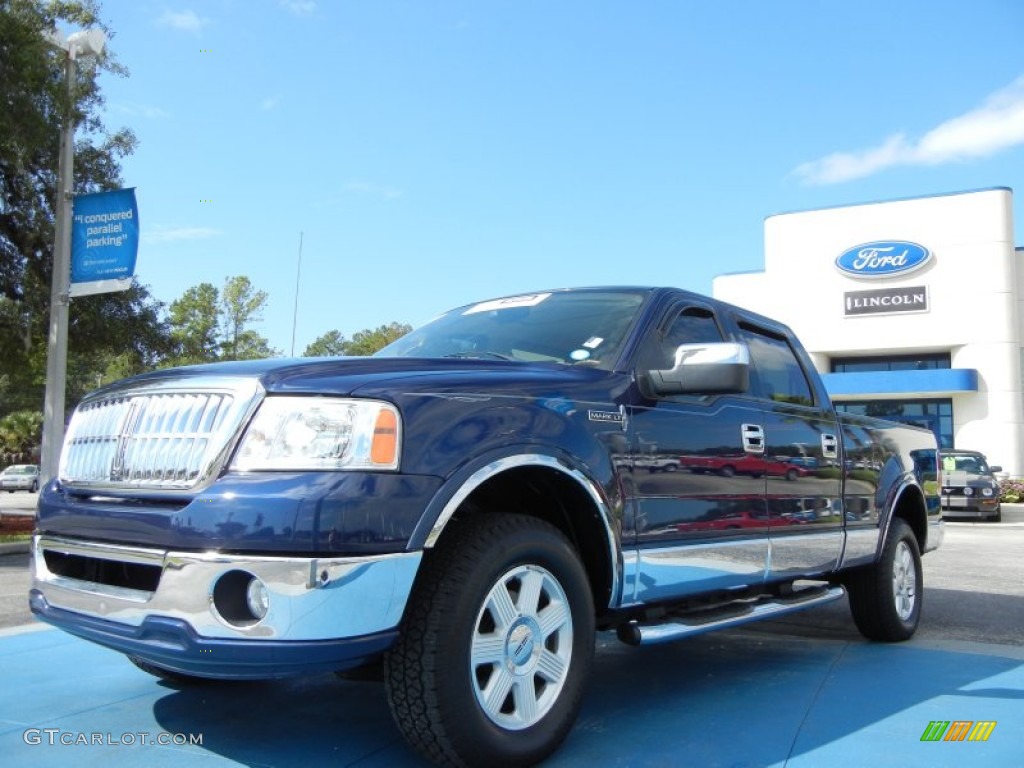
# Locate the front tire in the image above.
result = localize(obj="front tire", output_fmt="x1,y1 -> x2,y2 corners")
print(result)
846,517 -> 922,641
385,513 -> 595,767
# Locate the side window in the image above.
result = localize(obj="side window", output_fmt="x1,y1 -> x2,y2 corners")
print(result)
737,324 -> 814,406
637,307 -> 724,372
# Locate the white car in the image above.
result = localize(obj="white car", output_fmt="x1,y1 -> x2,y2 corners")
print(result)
1,464 -> 40,493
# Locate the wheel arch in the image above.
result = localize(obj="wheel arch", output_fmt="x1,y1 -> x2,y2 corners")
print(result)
882,479 -> 928,553
413,453 -> 623,612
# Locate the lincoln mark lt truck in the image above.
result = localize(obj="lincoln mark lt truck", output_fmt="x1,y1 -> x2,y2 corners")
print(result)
30,287 -> 942,767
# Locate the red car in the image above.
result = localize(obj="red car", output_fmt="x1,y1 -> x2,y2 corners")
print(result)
681,454 -> 810,481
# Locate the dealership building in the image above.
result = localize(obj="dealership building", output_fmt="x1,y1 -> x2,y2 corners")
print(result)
713,186 -> 1023,477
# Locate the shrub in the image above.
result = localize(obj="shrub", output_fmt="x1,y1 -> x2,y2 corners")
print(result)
998,478 -> 1024,504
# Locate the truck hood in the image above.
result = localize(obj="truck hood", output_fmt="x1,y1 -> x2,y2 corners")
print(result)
90,356 -> 613,400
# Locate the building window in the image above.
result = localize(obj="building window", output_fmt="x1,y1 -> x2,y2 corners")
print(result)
831,353 -> 950,373
834,399 -> 954,449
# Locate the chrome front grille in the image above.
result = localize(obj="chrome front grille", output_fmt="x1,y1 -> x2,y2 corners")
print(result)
61,381 -> 262,492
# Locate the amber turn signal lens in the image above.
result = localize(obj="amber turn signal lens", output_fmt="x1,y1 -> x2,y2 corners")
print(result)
371,408 -> 399,465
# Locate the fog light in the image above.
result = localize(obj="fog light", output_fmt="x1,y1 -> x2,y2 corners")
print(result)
212,570 -> 269,626
246,577 -> 270,620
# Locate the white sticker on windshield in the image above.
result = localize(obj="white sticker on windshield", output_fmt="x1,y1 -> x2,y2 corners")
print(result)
570,349 -> 591,361
463,293 -> 551,315
582,337 -> 604,349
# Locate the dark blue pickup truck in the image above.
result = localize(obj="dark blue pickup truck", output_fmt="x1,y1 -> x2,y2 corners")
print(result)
30,287 -> 942,766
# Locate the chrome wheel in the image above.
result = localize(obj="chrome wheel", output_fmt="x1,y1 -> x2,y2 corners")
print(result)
470,564 -> 573,731
892,540 -> 917,620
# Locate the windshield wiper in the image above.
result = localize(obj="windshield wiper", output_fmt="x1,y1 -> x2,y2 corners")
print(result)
443,351 -> 515,361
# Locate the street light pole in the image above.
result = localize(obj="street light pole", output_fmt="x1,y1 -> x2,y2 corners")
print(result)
39,28 -> 106,486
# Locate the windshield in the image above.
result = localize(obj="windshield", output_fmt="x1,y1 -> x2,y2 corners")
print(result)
376,289 -> 651,370
4,466 -> 36,475
942,454 -> 990,474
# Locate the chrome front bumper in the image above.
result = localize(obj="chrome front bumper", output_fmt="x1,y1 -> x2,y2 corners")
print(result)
31,535 -> 421,642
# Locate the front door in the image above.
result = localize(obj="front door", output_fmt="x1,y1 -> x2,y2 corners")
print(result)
624,304 -> 769,605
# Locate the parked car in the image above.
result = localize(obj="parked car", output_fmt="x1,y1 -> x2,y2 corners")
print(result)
1,464 -> 40,493
682,453 -> 811,481
633,456 -> 681,472
940,449 -> 1002,522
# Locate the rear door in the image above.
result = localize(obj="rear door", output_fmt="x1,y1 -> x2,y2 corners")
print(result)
732,321 -> 843,580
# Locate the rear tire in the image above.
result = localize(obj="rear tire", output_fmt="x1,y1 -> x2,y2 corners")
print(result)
385,513 -> 594,767
846,517 -> 922,641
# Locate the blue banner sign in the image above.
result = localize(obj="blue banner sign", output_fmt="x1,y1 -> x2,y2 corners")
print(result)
70,188 -> 139,297
835,240 -> 931,280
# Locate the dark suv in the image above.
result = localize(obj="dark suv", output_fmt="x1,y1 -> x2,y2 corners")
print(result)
941,450 -> 1003,522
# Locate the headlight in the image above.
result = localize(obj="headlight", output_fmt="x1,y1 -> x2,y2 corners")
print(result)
963,486 -> 974,497
231,397 -> 401,471
981,487 -> 994,497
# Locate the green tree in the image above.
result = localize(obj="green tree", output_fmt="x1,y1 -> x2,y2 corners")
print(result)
167,283 -> 220,365
302,330 -> 347,357
164,276 -> 278,365
345,322 -> 412,355
0,0 -> 172,421
219,276 -> 277,360
302,322 -> 411,357
0,409 -> 44,463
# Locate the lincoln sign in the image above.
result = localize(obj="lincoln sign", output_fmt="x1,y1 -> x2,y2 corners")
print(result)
844,286 -> 929,317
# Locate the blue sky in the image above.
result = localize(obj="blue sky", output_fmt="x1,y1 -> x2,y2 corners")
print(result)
76,0 -> 1024,356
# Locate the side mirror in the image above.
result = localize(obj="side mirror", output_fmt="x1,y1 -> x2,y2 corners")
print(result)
646,342 -> 750,396
989,465 -> 1002,474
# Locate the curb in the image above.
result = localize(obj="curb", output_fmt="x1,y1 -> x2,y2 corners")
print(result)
0,540 -> 30,556
999,502 -> 1024,523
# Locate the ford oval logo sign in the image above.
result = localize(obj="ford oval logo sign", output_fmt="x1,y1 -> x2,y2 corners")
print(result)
835,241 -> 932,279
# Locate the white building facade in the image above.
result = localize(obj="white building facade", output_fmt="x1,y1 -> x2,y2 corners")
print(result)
713,187 -> 1024,476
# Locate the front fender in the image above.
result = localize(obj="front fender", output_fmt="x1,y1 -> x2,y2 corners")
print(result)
408,447 -> 625,608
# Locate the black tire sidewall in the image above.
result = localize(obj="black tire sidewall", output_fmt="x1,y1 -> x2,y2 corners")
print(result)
876,518 -> 923,639
429,517 -> 595,766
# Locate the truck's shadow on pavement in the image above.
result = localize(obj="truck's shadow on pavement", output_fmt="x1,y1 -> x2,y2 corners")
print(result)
151,614 -> 1024,767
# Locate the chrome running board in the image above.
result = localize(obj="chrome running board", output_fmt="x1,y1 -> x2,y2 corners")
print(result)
616,585 -> 846,646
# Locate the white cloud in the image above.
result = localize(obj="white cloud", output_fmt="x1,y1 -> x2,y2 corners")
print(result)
346,181 -> 404,200
143,226 -> 221,245
157,10 -> 208,33
280,1 -> 316,15
794,75 -> 1024,185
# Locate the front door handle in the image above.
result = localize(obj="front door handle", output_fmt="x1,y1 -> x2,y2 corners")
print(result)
821,433 -> 839,459
742,423 -> 765,454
